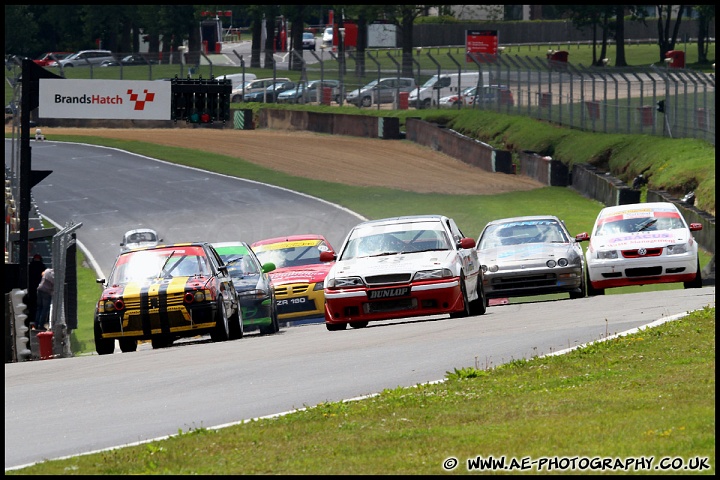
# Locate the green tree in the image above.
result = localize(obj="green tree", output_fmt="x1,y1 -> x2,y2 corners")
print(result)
694,5 -> 715,64
656,5 -> 686,63
4,5 -> 39,56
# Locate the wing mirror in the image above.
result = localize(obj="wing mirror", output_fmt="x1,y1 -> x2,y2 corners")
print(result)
319,251 -> 336,262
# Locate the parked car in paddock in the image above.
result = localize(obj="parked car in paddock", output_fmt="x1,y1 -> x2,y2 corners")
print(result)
213,241 -> 280,335
243,81 -> 296,103
100,54 -> 158,67
320,215 -> 486,331
49,49 -> 114,68
345,77 -> 417,108
476,215 -> 586,300
231,77 -> 291,103
576,202 -> 704,295
322,27 -> 333,48
277,79 -> 340,104
119,228 -> 162,252
93,242 -> 241,355
439,85 -> 515,108
302,32 -> 317,50
33,52 -> 72,67
251,234 -> 336,322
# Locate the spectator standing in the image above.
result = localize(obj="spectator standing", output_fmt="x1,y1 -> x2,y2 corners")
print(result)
34,268 -> 54,330
27,254 -> 46,324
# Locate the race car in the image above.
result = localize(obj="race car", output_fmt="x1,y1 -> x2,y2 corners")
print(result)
320,215 -> 486,331
213,241 -> 280,335
251,234 -> 336,322
94,242 -> 241,354
575,202 -> 704,295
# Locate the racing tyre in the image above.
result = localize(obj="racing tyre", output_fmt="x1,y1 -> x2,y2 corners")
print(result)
151,336 -> 173,349
570,271 -> 587,299
94,321 -> 115,355
326,322 -> 347,331
469,278 -> 487,316
349,321 -> 368,329
450,275 -> 471,318
585,269 -> 604,296
118,338 -> 137,353
211,300 -> 230,342
683,259 -> 703,289
259,308 -> 280,335
228,307 -> 244,340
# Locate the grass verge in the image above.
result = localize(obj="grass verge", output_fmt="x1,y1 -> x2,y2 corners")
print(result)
10,306 -> 715,475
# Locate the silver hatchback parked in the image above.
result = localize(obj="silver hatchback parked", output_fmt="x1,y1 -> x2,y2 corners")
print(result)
345,77 -> 417,107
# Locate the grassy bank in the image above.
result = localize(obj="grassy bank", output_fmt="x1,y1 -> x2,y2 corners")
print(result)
10,306 -> 715,474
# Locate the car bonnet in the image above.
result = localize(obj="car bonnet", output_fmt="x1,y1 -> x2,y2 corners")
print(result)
331,250 -> 457,278
268,263 -> 332,285
591,229 -> 691,250
478,243 -> 575,264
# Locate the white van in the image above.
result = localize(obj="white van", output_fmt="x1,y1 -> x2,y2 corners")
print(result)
408,71 -> 489,109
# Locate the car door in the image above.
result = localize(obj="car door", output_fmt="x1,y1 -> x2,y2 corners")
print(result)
445,218 -> 481,298
207,245 -> 238,317
377,79 -> 395,103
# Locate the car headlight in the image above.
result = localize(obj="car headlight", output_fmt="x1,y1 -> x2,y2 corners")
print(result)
486,264 -> 499,273
238,289 -> 266,300
666,244 -> 689,255
557,258 -> 569,267
313,282 -> 324,291
326,276 -> 364,288
596,250 -> 618,259
413,268 -> 453,281
546,260 -> 557,268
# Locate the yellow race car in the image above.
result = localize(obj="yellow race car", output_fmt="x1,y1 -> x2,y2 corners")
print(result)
94,242 -> 241,354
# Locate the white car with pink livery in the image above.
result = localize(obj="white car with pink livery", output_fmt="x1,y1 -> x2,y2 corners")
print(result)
575,202 -> 704,295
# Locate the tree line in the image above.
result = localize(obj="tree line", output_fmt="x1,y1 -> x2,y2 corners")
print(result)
4,5 -> 714,77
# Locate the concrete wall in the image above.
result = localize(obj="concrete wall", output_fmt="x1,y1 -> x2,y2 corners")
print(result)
405,118 -> 513,174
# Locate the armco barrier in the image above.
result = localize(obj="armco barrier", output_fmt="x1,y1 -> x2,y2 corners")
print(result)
405,118 -> 513,174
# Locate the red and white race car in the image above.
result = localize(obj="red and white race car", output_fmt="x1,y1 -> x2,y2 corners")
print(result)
251,234 -> 335,322
576,202 -> 704,295
319,215 -> 486,331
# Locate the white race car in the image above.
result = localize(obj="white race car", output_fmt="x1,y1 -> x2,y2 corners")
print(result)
575,202 -> 703,295
319,215 -> 486,330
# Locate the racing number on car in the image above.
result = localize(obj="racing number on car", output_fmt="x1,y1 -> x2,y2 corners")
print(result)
277,298 -> 306,306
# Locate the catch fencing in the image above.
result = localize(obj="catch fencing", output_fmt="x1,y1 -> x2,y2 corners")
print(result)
296,49 -> 716,145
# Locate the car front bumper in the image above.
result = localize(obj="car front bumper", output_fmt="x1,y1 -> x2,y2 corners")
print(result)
587,253 -> 697,289
324,278 -> 465,325
483,264 -> 583,298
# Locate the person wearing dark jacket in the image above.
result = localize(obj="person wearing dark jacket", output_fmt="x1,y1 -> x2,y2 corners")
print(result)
34,268 -> 54,330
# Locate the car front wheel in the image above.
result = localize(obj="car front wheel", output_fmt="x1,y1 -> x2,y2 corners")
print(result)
360,96 -> 373,108
469,277 -> 487,316
585,269 -> 604,296
683,259 -> 703,289
119,338 -> 137,353
94,320 -> 115,355
211,300 -> 230,342
326,322 -> 347,331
